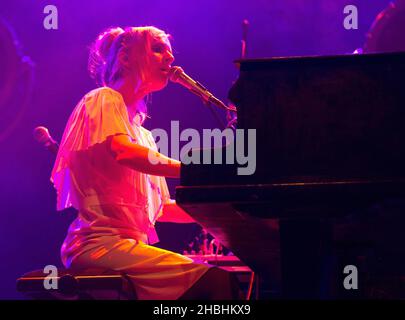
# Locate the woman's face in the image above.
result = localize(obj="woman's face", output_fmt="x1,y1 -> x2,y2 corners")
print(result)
142,35 -> 174,93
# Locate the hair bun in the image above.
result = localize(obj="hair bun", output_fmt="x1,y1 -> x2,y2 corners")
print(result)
95,27 -> 124,60
88,27 -> 124,86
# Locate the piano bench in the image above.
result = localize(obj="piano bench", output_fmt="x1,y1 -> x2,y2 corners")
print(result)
16,268 -> 137,300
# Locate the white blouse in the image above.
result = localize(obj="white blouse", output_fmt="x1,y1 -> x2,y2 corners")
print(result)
51,87 -> 171,255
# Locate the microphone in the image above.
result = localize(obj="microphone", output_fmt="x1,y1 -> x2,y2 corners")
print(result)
33,126 -> 59,155
169,66 -> 236,112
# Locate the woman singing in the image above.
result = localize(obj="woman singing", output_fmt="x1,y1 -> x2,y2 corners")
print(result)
50,26 -> 242,300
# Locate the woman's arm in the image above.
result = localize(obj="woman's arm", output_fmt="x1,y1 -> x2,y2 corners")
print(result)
109,134 -> 181,178
110,136 -> 194,223
158,199 -> 196,223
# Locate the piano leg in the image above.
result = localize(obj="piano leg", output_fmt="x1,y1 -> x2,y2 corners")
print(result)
279,218 -> 333,299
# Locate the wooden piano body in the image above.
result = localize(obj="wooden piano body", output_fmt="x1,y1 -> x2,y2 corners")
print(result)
176,52 -> 405,299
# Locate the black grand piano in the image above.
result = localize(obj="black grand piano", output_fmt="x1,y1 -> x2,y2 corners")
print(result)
176,52 -> 405,299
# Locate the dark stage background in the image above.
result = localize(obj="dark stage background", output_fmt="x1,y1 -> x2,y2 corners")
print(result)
0,0 -> 391,299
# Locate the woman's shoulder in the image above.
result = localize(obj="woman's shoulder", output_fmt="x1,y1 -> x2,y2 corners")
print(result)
78,87 -> 126,115
84,86 -> 123,102
67,87 -> 128,124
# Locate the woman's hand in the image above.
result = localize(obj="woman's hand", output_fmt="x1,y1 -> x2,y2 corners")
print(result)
158,199 -> 196,224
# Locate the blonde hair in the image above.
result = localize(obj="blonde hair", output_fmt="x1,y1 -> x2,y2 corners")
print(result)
88,26 -> 171,87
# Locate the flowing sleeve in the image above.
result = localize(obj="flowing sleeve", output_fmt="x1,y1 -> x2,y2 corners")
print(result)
86,89 -> 135,146
50,88 -> 135,211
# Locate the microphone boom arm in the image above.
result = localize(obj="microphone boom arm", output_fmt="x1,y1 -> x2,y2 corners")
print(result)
169,66 -> 236,112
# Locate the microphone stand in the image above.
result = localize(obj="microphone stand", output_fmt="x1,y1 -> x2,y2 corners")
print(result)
223,19 -> 249,131
193,19 -> 248,130
203,100 -> 227,129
